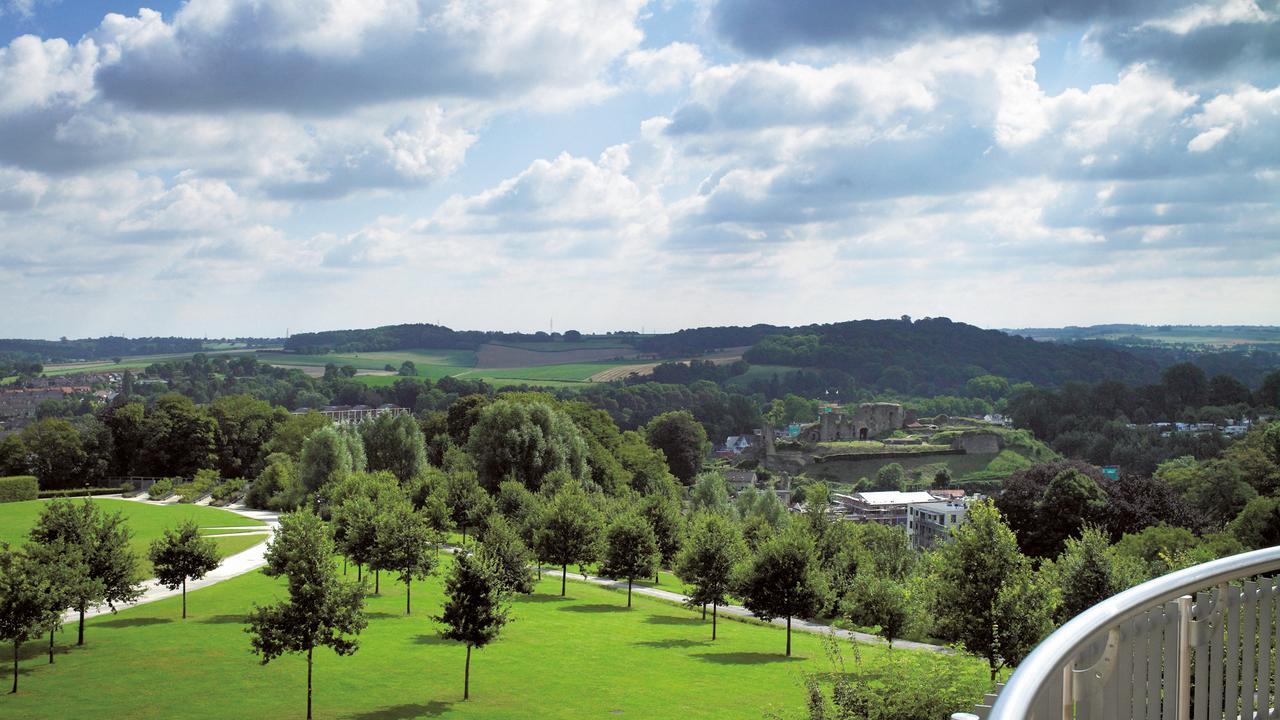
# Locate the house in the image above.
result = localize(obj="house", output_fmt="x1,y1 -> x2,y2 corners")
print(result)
722,469 -> 758,493
907,501 -> 969,548
724,435 -> 755,454
832,490 -> 938,526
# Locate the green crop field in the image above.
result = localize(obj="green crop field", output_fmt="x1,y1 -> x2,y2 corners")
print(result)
0,553 -> 989,719
0,499 -> 266,578
487,339 -> 634,352
463,362 -> 637,383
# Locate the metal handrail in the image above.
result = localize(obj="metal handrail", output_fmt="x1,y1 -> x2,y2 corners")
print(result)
988,544 -> 1280,719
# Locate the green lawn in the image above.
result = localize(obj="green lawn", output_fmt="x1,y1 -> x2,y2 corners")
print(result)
0,554 -> 990,719
0,499 -> 266,578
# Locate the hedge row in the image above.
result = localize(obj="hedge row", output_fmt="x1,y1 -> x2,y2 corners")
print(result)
0,476 -> 39,503
37,487 -> 124,499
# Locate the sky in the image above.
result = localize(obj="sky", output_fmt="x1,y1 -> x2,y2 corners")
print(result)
0,0 -> 1277,339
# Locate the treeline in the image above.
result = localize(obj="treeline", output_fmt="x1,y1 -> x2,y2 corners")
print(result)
1,336 -> 203,362
283,323 -> 604,354
1007,363 -> 1280,475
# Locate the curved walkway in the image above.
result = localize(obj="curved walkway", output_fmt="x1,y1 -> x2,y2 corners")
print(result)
530,564 -> 951,654
63,501 -> 279,623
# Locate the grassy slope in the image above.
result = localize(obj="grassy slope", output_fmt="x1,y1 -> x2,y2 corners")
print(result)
0,555 -> 989,719
0,499 -> 265,578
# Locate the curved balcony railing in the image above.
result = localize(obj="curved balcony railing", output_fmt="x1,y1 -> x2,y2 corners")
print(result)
980,545 -> 1280,720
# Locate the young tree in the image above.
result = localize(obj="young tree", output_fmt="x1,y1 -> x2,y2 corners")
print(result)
246,511 -> 366,720
676,513 -> 745,640
689,471 -> 732,514
445,469 -> 493,547
934,500 -> 1050,679
28,499 -> 141,646
332,495 -> 379,583
600,512 -> 659,608
994,567 -> 1056,673
148,520 -> 221,619
845,574 -> 909,647
373,503 -> 437,614
24,540 -> 90,664
639,493 -> 684,584
299,425 -> 366,493
1053,526 -> 1122,623
360,413 -> 428,483
435,552 -> 512,701
534,484 -> 603,596
735,528 -> 828,656
0,545 -> 55,693
479,515 -> 535,594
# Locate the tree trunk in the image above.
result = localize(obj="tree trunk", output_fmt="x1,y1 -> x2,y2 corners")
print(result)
655,571 -> 660,584
306,646 -> 313,720
461,525 -> 467,548
701,603 -> 706,620
375,570 -> 380,594
561,564 -> 567,596
343,557 -> 347,575
182,577 -> 187,619
48,627 -> 55,664
78,608 -> 85,646
786,616 -> 792,657
406,579 -> 412,615
357,563 -> 362,582
464,644 -> 471,700
713,602 -> 718,641
627,577 -> 633,607
11,641 -> 17,694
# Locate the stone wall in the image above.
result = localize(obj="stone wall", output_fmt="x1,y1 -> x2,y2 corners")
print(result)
818,402 -> 906,441
952,432 -> 1001,455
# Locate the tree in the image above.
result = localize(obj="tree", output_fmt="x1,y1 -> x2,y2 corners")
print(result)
1053,526 -> 1122,623
534,484 -> 603,596
1208,374 -> 1251,406
0,545 -> 55,693
676,513 -> 745,640
639,494 -> 684,584
445,469 -> 492,547
28,499 -> 141,646
876,463 -> 906,490
140,394 -> 217,477
148,520 -> 220,619
264,411 -> 331,458
398,360 -> 417,377
299,426 -> 366,493
735,528 -> 828,656
600,512 -> 658,608
845,574 -> 909,647
1257,369 -> 1280,409
360,413 -> 427,483
332,496 -> 379,583
1032,469 -> 1107,558
18,418 -> 85,490
689,471 -> 732,514
435,552 -> 511,701
478,515 -> 535,594
993,566 -> 1056,673
934,500 -> 1047,679
208,394 -> 287,479
373,503 -> 437,614
246,511 -> 366,720
1228,495 -> 1280,550
466,399 -> 588,492
24,539 -> 89,665
644,411 -> 707,483
1162,362 -> 1208,412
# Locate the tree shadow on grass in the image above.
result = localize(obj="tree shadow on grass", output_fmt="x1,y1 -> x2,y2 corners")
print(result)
520,593 -> 569,603
413,634 -> 454,646
633,638 -> 710,649
95,617 -> 171,629
347,700 -> 453,719
559,603 -> 628,613
366,612 -> 400,620
691,652 -> 805,665
198,614 -> 247,624
644,615 -> 702,626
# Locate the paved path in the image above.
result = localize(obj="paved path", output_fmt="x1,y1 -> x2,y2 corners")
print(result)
62,503 -> 279,623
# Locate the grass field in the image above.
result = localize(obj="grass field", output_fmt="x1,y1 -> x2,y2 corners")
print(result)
0,499 -> 266,578
39,349 -> 267,376
0,554 -> 990,719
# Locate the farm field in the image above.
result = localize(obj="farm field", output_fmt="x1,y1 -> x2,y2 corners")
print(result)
0,553 -> 991,719
474,342 -> 639,368
0,499 -> 266,579
38,348 -> 267,376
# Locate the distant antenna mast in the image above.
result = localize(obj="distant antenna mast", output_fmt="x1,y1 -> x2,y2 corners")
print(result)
550,317 -> 554,333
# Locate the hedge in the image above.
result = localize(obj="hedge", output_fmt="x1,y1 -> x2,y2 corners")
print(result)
0,476 -> 39,503
37,487 -> 123,499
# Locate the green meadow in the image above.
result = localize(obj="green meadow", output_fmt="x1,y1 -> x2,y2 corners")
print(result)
0,553 -> 990,719
0,499 -> 266,579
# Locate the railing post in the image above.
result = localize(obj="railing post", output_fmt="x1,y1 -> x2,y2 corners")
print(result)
1061,662 -> 1072,720
1176,594 -> 1191,720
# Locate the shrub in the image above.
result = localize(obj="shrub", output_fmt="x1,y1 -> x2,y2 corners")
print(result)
37,487 -> 123,499
120,481 -> 136,497
0,475 -> 39,503
148,478 -> 174,500
175,483 -> 203,503
211,478 -> 246,506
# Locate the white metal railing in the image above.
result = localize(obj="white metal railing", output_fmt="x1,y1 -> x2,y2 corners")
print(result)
979,545 -> 1280,720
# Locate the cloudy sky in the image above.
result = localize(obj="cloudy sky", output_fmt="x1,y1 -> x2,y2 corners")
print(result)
1,0 -> 1277,339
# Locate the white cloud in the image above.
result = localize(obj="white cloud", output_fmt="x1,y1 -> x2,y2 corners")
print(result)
625,42 -> 705,93
1142,0 -> 1272,35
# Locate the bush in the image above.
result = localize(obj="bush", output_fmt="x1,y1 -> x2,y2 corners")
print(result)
37,487 -> 123,499
148,478 -> 174,500
175,483 -> 202,503
120,481 -> 136,497
211,478 -> 246,506
0,476 -> 39,503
